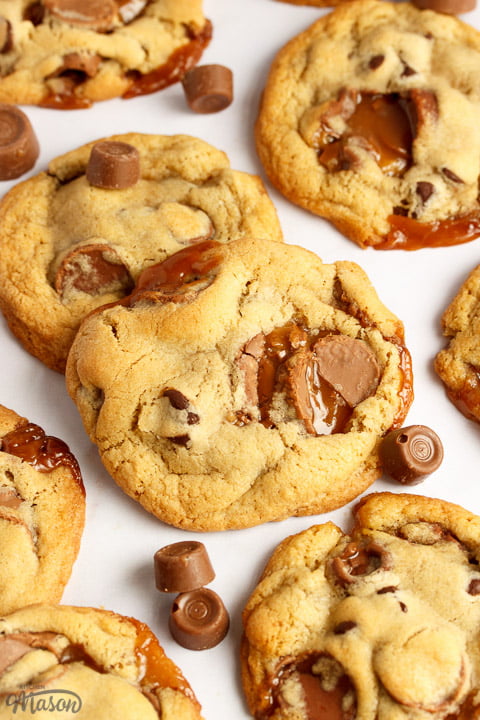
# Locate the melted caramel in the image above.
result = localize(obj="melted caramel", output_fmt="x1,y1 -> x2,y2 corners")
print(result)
445,370 -> 480,423
123,20 -> 213,98
379,213 -> 480,250
1,422 -> 83,489
387,339 -> 414,430
319,93 -> 414,176
39,91 -> 92,110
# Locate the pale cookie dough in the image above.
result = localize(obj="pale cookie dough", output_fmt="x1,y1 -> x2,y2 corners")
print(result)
65,236 -> 413,531
0,133 -> 283,373
241,491 -> 480,720
0,604 -> 203,719
435,264 -> 480,423
256,0 -> 480,249
0,404 -> 84,615
0,0 -> 211,107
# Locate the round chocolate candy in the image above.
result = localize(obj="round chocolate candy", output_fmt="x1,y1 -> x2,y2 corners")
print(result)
86,141 -> 140,190
154,541 -> 215,593
0,105 -> 39,181
412,0 -> 475,13
182,64 -> 233,114
379,425 -> 444,485
169,588 -> 229,650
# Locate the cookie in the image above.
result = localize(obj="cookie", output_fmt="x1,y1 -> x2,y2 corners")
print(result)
256,0 -> 480,249
0,0 -> 211,108
65,236 -> 413,531
0,604 -> 202,719
0,404 -> 84,615
241,491 -> 480,720
0,132 -> 283,373
434,264 -> 480,423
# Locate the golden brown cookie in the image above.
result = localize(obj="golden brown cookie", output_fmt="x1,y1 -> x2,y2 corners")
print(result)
0,0 -> 211,108
434,264 -> 480,423
0,132 -> 283,372
0,404 -> 84,615
256,0 -> 480,249
241,491 -> 480,720
65,236 -> 413,531
0,604 -> 202,719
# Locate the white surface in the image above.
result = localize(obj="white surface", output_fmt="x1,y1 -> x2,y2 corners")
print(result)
1,0 -> 480,717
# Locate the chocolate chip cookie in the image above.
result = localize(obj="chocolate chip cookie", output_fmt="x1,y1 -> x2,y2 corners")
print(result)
0,604 -> 202,719
256,0 -> 480,249
0,133 -> 283,372
0,404 -> 84,615
0,0 -> 211,108
65,236 -> 413,531
241,491 -> 480,720
434,264 -> 480,423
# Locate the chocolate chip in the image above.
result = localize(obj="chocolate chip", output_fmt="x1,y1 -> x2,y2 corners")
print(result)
416,181 -> 435,202
0,18 -> 13,53
442,167 -> 464,184
379,425 -> 444,484
0,105 -> 39,180
169,588 -> 229,650
369,55 -> 385,69
412,0 -> 476,13
182,64 -> 233,114
43,0 -> 118,31
401,63 -> 417,77
54,244 -> 133,297
468,579 -> 480,595
393,205 -> 409,216
162,389 -> 200,425
333,621 -> 357,635
154,541 -> 215,593
377,585 -> 398,594
167,434 -> 190,447
86,141 -> 140,190
24,3 -> 45,25
399,601 -> 408,613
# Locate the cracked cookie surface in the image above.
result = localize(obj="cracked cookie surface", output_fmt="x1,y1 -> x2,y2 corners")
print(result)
65,236 -> 412,531
256,0 -> 480,249
0,404 -> 84,615
0,132 -> 282,372
241,491 -> 480,720
0,0 -> 211,107
435,264 -> 480,424
0,604 -> 203,719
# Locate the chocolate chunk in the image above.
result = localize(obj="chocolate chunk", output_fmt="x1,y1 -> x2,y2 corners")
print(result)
86,141 -> 140,190
43,0 -> 118,31
169,588 -> 229,650
467,578 -> 480,595
154,541 -> 215,593
0,637 -> 31,674
333,621 -> 357,635
413,0 -> 475,13
416,181 -> 435,202
24,3 -> 45,25
401,63 -> 417,77
0,18 -> 13,53
379,425 -> 444,484
0,487 -> 22,509
410,89 -> 439,128
299,672 -> 355,720
182,64 -> 233,114
50,52 -> 102,79
331,541 -> 393,585
312,335 -> 380,407
54,244 -> 133,297
442,167 -> 464,184
0,105 -> 39,181
369,55 -> 384,69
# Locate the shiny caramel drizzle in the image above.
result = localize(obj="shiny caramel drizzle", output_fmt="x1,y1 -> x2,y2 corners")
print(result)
319,92 -> 414,176
0,422 -> 83,489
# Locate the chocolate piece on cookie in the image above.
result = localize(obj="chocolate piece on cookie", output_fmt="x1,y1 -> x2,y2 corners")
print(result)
241,492 -> 480,720
0,133 -> 282,372
0,604 -> 203,719
435,264 -> 480,423
0,404 -> 84,615
0,0 -> 212,107
65,236 -> 412,530
256,0 -> 480,249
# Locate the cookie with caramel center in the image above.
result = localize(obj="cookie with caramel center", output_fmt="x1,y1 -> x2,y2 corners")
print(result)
0,132 -> 282,372
241,492 -> 480,720
0,404 -> 84,615
256,0 -> 480,249
65,236 -> 412,530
